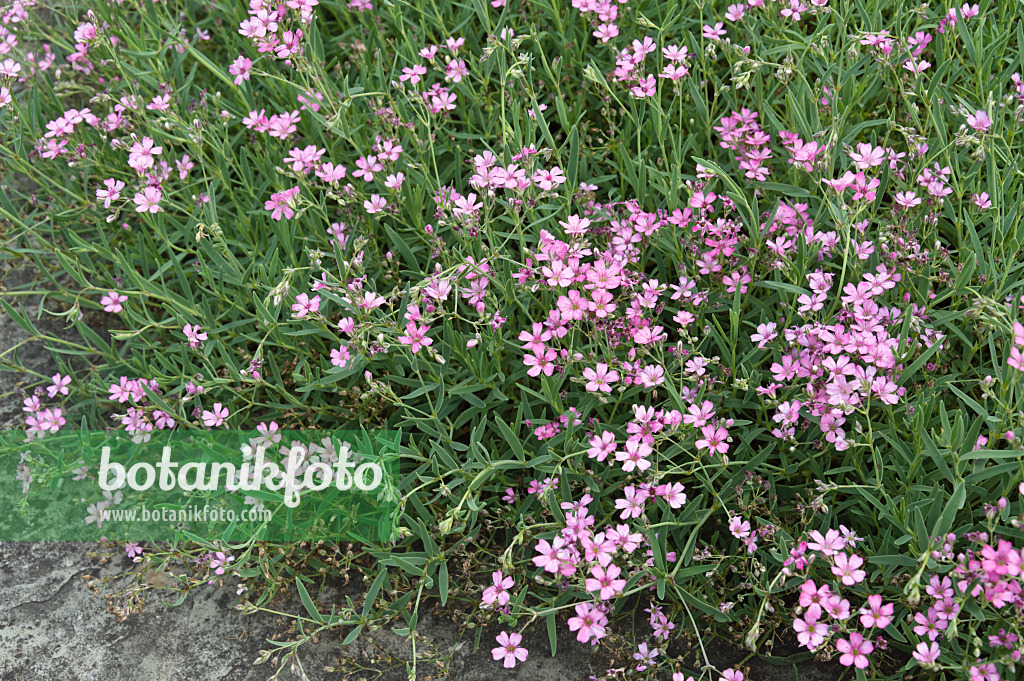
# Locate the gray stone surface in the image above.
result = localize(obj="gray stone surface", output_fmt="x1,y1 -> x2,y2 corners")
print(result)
0,540 -> 846,681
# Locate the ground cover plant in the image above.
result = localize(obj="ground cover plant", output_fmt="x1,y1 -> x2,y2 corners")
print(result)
2,0 -> 1024,678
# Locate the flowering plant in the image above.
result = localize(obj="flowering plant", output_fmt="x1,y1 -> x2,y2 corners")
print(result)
2,0 -> 1024,679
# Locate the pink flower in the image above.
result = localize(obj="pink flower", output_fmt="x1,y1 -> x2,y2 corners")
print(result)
567,602 -> 608,644
101,292 -> 128,313
524,346 -> 556,377
615,439 -> 652,473
47,373 -> 71,398
183,324 -> 207,349
967,109 -> 992,132
127,137 -> 162,173
364,194 -> 387,214
491,631 -> 528,668
133,186 -> 163,213
481,570 -> 514,608
330,345 -> 351,368
728,516 -> 751,539
353,154 -> 384,181
399,64 -> 427,84
291,293 -> 321,318
1009,346 -> 1024,372
265,186 -> 300,221
587,431 -> 617,462
807,528 -> 846,556
229,55 -> 253,84
96,178 -> 125,208
614,485 -> 647,519
585,563 -> 626,600
972,192 -> 992,210
695,425 -> 729,455
836,633 -> 873,669
146,94 -> 170,111
583,363 -> 618,393
703,22 -> 726,40
793,611 -> 827,650
912,641 -> 940,666
859,594 -> 894,629
832,552 -> 867,585
201,403 -> 229,428
397,321 -> 433,353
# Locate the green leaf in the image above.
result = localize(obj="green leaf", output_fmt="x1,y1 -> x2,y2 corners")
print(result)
364,569 -> 389,618
439,560 -> 450,605
546,612 -> 558,657
295,576 -> 324,623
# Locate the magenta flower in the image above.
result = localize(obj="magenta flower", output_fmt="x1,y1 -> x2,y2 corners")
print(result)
397,322 -> 433,353
265,186 -> 300,221
831,552 -> 867,585
291,293 -> 321,318
183,324 -> 208,349
582,363 -> 618,393
491,631 -> 528,668
836,633 -> 873,669
101,291 -> 128,313
567,602 -> 608,644
481,570 -> 513,608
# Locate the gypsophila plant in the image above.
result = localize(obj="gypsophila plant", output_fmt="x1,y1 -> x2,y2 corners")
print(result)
3,0 -> 1024,679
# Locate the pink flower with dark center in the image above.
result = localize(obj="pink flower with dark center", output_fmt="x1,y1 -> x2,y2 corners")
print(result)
583,363 -> 618,393
567,602 -> 608,644
481,570 -> 513,608
832,552 -> 866,585
585,563 -> 625,600
491,631 -> 528,668
397,322 -> 433,353
101,291 -> 128,313
836,633 -> 873,669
